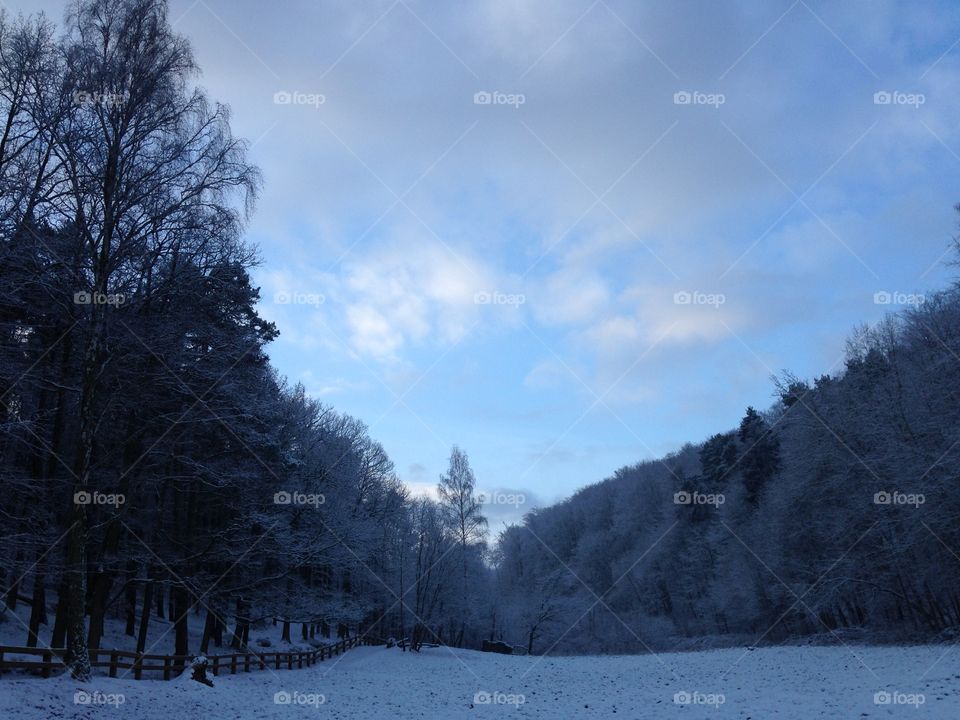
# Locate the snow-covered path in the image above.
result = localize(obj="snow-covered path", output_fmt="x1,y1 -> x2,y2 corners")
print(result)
1,644 -> 957,718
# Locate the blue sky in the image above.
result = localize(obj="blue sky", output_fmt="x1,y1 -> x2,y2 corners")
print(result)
22,0 -> 960,527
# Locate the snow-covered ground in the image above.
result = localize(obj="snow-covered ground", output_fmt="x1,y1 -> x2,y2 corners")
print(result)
1,643 -> 958,718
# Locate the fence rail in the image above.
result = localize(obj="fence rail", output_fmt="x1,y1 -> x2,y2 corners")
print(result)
0,634 -> 382,680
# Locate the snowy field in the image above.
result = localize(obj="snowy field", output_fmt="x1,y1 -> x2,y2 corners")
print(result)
1,643 -> 957,719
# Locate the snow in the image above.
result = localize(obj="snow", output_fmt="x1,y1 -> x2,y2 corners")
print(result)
1,643 -> 958,718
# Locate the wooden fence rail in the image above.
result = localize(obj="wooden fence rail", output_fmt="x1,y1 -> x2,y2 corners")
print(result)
0,634 -> 383,681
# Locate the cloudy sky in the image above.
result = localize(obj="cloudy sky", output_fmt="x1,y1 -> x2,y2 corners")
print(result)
22,0 -> 960,525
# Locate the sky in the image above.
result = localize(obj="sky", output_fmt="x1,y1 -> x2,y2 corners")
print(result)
18,0 -> 960,528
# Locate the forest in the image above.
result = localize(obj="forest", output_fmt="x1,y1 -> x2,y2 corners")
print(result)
2,0 -> 959,686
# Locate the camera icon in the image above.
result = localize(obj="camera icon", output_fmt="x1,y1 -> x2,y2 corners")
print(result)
74,690 -> 91,704
274,491 -> 292,505
673,691 -> 692,704
474,691 -> 492,705
673,491 -> 692,505
273,291 -> 291,304
873,491 -> 891,505
474,291 -> 491,305
673,91 -> 692,105
74,490 -> 92,505
74,291 -> 91,305
473,91 -> 492,105
273,91 -> 292,105
873,291 -> 892,305
274,690 -> 292,705
673,291 -> 691,305
873,91 -> 892,105
874,691 -> 892,705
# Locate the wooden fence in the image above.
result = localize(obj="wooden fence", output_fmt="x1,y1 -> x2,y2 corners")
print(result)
0,634 -> 383,680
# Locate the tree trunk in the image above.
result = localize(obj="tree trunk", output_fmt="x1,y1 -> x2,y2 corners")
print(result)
200,608 -> 216,654
5,550 -> 23,610
51,575 -> 68,649
26,567 -> 45,647
173,584 -> 189,667
156,580 -> 165,619
125,576 -> 137,636
136,580 -> 153,654
86,570 -> 113,650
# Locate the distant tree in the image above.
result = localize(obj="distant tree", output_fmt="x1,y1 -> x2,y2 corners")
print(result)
437,446 -> 487,646
737,407 -> 780,506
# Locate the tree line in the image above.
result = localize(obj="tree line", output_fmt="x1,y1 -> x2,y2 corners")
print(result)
492,266 -> 960,653
0,0 -> 492,680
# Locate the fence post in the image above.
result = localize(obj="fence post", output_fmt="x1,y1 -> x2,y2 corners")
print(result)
212,656 -> 219,676
287,652 -> 293,670
231,654 -> 237,674
109,650 -> 118,678
244,654 -> 251,672
275,653 -> 280,670
42,650 -> 52,679
163,657 -> 171,681
134,653 -> 143,680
